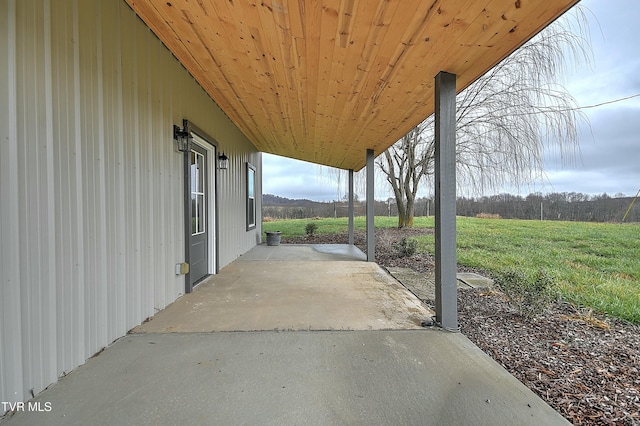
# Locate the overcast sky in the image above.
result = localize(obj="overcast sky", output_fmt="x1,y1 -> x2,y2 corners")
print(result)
263,0 -> 640,201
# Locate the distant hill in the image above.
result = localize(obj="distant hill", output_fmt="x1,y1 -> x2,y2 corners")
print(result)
262,194 -> 364,219
262,194 -> 328,207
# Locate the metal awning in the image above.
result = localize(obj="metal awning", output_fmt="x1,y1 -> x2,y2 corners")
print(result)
126,0 -> 578,170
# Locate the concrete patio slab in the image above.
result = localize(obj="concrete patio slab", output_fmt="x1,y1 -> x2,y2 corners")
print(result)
133,245 -> 432,332
1,245 -> 568,426
1,331 -> 569,426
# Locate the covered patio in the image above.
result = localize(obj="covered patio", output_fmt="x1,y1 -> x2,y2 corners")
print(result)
1,0 -> 581,420
126,0 -> 579,330
3,245 -> 568,425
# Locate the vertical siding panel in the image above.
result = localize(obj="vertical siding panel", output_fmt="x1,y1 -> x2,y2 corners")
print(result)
162,69 -> 170,302
141,27 -> 154,317
0,0 -> 25,405
100,0 -> 114,345
94,0 -> 109,350
156,39 -> 167,309
112,0 -> 125,341
120,4 -> 140,331
153,39 -> 166,308
51,0 -> 71,376
14,1 -> 28,395
71,0 -> 86,368
166,59 -> 175,296
172,58 -> 186,296
132,12 -> 143,327
100,0 -> 119,344
115,2 -> 127,337
120,12 -> 133,327
77,0 -> 93,357
42,0 -> 58,387
158,52 -> 168,303
153,48 -> 162,307
104,0 -> 115,342
170,59 -> 184,296
17,0 -> 41,396
163,45 -> 175,303
136,25 -> 147,319
79,0 -> 99,357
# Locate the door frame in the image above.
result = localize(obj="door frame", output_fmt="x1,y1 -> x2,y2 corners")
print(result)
182,119 -> 220,293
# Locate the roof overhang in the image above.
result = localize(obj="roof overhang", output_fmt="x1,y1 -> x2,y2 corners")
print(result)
126,0 -> 579,171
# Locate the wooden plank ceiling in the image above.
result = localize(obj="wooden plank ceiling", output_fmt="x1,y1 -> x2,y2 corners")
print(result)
126,0 -> 578,171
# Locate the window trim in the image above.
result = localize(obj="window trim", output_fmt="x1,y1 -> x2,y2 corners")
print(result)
246,162 -> 256,230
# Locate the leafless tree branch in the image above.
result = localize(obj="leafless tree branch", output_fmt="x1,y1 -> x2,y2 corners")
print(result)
379,7 -> 592,227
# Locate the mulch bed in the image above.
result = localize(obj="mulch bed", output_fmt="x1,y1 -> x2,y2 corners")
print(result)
283,229 -> 640,425
458,288 -> 640,425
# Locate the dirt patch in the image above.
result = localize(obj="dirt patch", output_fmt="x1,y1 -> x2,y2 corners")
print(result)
285,228 -> 640,425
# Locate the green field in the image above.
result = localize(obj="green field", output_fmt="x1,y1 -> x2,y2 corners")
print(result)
263,217 -> 640,324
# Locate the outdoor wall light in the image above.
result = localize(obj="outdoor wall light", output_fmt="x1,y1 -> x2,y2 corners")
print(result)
218,152 -> 229,170
173,124 -> 192,153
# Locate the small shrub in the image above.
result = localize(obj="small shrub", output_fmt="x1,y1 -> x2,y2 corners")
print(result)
495,268 -> 554,318
396,237 -> 418,257
305,222 -> 319,236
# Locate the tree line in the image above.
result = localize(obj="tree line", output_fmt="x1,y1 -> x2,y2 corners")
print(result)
456,192 -> 639,222
262,192 -> 639,223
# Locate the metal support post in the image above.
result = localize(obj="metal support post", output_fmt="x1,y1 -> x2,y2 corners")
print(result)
366,149 -> 375,262
434,71 -> 458,332
348,169 -> 355,245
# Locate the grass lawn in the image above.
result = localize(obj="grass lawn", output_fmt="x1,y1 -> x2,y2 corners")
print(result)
263,216 -> 640,324
262,216 -> 432,236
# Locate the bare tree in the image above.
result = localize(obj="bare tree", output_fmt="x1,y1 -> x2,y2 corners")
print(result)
378,7 -> 591,228
378,124 -> 434,227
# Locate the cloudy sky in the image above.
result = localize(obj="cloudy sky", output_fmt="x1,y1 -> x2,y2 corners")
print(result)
263,0 -> 640,201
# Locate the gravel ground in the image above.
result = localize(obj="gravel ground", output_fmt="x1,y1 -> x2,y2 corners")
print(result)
284,228 -> 640,425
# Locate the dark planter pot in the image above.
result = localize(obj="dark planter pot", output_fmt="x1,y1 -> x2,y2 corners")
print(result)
266,231 -> 281,246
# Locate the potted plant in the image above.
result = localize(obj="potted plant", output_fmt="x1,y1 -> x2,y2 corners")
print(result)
266,231 -> 281,246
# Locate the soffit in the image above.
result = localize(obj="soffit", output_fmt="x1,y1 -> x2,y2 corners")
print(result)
126,0 -> 579,171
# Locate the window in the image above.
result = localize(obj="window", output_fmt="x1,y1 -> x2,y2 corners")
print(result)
246,163 -> 256,230
191,149 -> 206,235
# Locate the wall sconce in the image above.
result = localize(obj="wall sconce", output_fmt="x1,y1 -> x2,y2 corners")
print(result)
218,152 -> 229,170
173,124 -> 192,153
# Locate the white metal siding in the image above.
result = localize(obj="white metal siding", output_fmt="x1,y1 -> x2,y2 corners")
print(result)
0,0 -> 261,405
